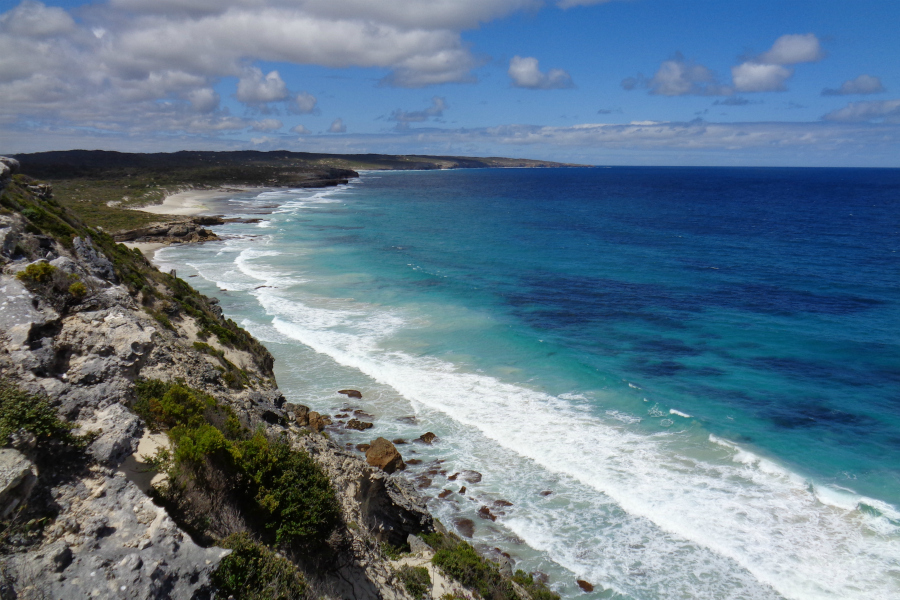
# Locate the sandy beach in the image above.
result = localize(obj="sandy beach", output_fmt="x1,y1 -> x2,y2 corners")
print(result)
135,188 -> 255,216
122,241 -> 168,259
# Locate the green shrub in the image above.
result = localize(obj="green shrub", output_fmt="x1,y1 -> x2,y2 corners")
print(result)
0,380 -> 87,467
427,533 -> 518,600
396,565 -> 431,600
135,379 -> 340,550
16,262 -> 57,284
512,571 -> 560,600
133,380 -> 216,431
233,431 -> 341,547
68,281 -> 87,299
211,532 -> 307,600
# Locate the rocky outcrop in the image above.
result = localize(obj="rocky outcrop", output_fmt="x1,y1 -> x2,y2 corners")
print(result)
0,449 -> 38,518
113,218 -> 219,244
4,469 -> 227,600
0,157 -> 19,195
346,418 -> 374,431
308,410 -> 331,432
366,437 -> 405,474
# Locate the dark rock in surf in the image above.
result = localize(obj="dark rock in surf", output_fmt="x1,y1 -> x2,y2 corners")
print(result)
477,506 -> 497,521
366,437 -> 405,474
454,518 -> 475,538
346,419 -> 373,431
576,579 -> 594,592
459,470 -> 482,483
416,432 -> 437,444
338,389 -> 362,399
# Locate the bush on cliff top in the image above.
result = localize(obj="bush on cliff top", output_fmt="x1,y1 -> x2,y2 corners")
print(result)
211,532 -> 307,600
422,532 -> 559,600
0,380 -> 86,466
396,565 -> 431,600
134,379 -> 341,550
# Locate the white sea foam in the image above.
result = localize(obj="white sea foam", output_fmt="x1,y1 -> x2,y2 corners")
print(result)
669,409 -> 692,418
251,286 -> 900,600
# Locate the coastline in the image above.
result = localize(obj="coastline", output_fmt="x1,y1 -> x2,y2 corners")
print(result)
134,186 -> 261,216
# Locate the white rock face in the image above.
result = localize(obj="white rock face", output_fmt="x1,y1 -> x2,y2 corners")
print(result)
0,448 -> 38,518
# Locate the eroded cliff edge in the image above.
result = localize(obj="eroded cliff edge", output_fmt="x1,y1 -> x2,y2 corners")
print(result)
0,160 -> 558,600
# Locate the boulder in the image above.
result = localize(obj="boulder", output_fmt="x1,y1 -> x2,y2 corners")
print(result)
454,517 -> 475,538
576,579 -> 594,592
73,236 -> 117,283
408,534 -> 432,555
290,403 -> 310,426
308,411 -> 331,432
0,157 -> 20,174
416,432 -> 437,444
438,489 -> 452,499
338,389 -> 362,399
365,437 -> 405,474
0,449 -> 38,518
346,418 -> 373,431
477,506 -> 497,521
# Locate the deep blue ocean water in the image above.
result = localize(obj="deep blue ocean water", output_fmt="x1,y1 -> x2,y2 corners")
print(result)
156,167 -> 900,600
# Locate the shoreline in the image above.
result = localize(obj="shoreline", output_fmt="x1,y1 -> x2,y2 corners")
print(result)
134,186 -> 262,216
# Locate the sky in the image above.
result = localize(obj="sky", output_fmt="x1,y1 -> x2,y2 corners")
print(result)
1,0 -> 898,166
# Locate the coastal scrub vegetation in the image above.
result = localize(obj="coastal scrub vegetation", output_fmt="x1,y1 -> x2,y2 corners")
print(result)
210,532 -> 307,600
396,565 -> 431,600
133,379 -> 341,553
0,379 -> 88,467
1,178 -> 275,379
0,381 -> 91,553
15,262 -> 89,311
422,532 -> 560,600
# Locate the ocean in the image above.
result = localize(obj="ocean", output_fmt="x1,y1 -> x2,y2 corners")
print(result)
154,167 -> 900,600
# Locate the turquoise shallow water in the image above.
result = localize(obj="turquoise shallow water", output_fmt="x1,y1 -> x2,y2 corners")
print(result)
156,167 -> 900,600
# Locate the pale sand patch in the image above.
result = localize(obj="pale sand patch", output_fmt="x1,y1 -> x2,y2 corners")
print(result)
123,241 -> 167,260
118,431 -> 170,494
135,186 -> 260,216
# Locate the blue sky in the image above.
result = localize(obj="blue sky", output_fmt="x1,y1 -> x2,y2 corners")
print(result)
1,0 -> 898,165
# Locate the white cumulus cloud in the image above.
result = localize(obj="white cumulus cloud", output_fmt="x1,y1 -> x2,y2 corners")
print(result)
328,118 -> 346,133
509,56 -> 574,90
822,99 -> 900,123
293,92 -> 318,114
251,118 -> 283,131
291,124 -> 311,135
822,74 -> 886,96
757,33 -> 824,65
236,68 -> 289,105
731,62 -> 792,93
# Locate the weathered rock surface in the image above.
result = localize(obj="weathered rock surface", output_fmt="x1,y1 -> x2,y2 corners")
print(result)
338,389 -> 363,399
5,470 -> 227,600
292,432 -> 432,600
366,437 -> 405,474
0,449 -> 38,518
308,410 -> 331,432
114,219 -> 219,245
